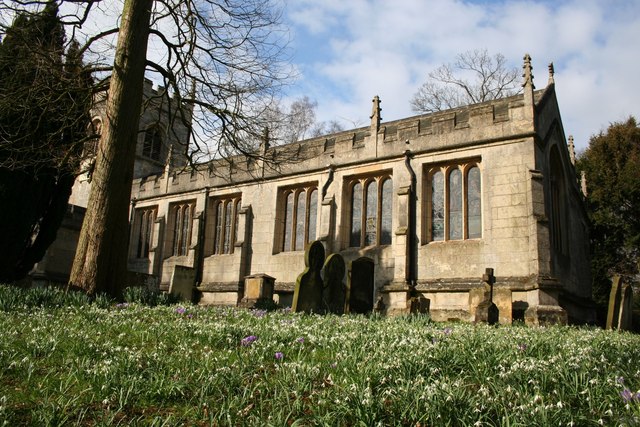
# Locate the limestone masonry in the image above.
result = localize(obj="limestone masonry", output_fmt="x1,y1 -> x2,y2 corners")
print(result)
33,55 -> 594,324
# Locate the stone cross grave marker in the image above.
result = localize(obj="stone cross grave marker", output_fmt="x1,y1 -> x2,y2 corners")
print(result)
292,241 -> 325,313
322,253 -> 346,314
475,268 -> 499,325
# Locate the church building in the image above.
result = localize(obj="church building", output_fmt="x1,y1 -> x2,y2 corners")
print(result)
36,55 -> 595,324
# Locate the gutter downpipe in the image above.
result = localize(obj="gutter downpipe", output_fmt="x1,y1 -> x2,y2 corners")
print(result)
404,149 -> 417,291
321,164 -> 336,199
194,186 -> 211,289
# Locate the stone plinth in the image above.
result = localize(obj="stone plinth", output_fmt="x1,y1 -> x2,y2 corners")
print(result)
241,273 -> 275,307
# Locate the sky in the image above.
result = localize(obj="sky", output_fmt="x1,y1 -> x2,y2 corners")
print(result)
21,0 -> 638,152
281,0 -> 640,151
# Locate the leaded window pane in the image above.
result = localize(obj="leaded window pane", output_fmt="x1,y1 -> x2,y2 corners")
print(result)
448,169 -> 462,240
233,200 -> 240,253
214,202 -> 223,254
365,180 -> 378,246
294,191 -> 306,250
350,182 -> 362,247
380,178 -> 392,245
467,167 -> 482,239
283,192 -> 293,251
432,171 -> 444,241
224,202 -> 232,253
136,211 -> 146,258
308,189 -> 317,243
173,207 -> 182,255
181,205 -> 191,255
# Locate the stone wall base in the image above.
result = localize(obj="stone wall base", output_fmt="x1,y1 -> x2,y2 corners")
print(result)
525,305 -> 568,326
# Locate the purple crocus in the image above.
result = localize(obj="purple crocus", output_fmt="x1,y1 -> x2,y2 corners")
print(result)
274,352 -> 284,360
296,337 -> 305,344
621,388 -> 634,402
175,307 -> 186,315
241,335 -> 258,346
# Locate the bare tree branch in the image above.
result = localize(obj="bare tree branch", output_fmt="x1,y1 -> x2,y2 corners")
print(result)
411,49 -> 521,114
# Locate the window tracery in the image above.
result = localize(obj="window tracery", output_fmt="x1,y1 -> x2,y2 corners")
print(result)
427,161 -> 482,242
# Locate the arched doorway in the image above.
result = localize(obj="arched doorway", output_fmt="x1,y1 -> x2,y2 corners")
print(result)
348,257 -> 374,314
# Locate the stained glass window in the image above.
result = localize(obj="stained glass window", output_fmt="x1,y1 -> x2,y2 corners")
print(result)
467,167 -> 482,239
350,182 -> 362,247
448,169 -> 462,240
431,171 -> 444,241
380,178 -> 392,245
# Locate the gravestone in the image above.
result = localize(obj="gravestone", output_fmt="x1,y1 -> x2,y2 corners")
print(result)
475,268 -> 499,325
292,241 -> 325,313
606,275 -> 623,330
322,253 -> 346,314
349,257 -> 375,314
617,282 -> 634,331
169,265 -> 195,301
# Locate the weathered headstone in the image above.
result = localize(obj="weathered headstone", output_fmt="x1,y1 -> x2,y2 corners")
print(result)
292,241 -> 325,313
606,275 -> 623,330
475,268 -> 499,325
169,265 -> 195,301
617,282 -> 634,331
322,253 -> 346,314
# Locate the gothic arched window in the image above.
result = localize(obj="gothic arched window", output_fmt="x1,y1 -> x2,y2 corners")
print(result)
135,207 -> 156,258
427,161 -> 482,242
348,174 -> 393,248
280,185 -> 318,252
209,196 -> 241,255
143,127 -> 163,161
172,201 -> 195,256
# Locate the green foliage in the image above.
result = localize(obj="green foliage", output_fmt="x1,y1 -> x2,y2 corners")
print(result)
0,284 -> 92,311
577,117 -> 640,308
0,299 -> 639,425
122,286 -> 180,306
0,4 -> 93,282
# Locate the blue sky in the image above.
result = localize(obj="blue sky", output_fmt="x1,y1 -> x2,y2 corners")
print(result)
281,0 -> 640,151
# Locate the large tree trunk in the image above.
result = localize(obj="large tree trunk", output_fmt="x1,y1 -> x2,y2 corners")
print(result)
70,0 -> 153,297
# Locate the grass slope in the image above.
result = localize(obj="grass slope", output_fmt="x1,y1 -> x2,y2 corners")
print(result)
0,286 -> 639,426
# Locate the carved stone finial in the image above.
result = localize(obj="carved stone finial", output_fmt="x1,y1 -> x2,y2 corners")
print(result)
581,171 -> 588,197
370,95 -> 382,131
548,62 -> 555,85
522,53 -> 535,89
260,126 -> 270,153
567,135 -> 576,166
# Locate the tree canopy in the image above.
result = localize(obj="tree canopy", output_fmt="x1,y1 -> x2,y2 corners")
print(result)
577,117 -> 640,306
0,0 -> 291,295
411,49 -> 520,113
0,3 -> 92,282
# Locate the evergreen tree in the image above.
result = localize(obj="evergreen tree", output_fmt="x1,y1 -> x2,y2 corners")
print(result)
577,117 -> 640,308
0,4 -> 92,282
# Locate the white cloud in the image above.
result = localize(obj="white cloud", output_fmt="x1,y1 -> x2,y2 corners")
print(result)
285,0 -> 640,150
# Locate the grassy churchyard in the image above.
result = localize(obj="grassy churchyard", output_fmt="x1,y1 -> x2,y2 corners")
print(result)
0,285 -> 639,426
